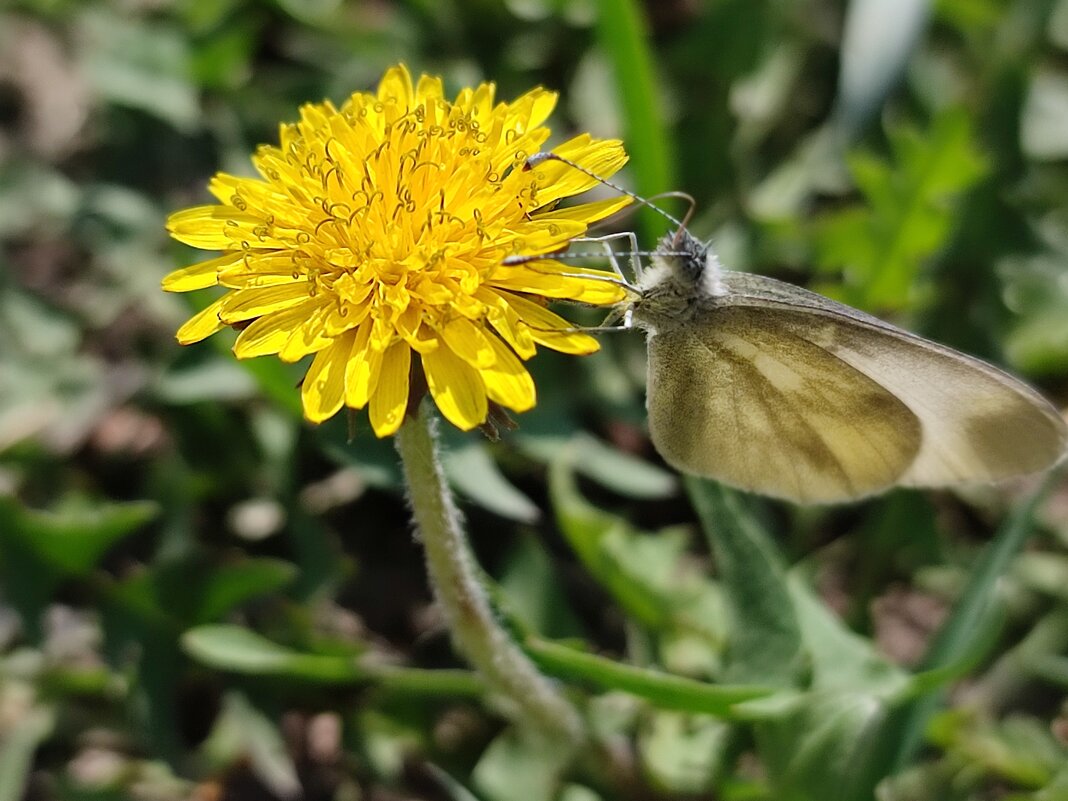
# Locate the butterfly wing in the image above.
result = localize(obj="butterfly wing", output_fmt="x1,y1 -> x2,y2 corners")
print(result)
647,306 -> 923,502
645,272 -> 1066,503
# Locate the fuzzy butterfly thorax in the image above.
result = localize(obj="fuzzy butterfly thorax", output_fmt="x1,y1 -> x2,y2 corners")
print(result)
632,230 -> 727,334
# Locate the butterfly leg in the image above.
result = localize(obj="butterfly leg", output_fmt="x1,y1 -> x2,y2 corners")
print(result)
568,230 -> 643,283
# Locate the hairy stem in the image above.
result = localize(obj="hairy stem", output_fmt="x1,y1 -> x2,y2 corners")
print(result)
394,403 -> 583,745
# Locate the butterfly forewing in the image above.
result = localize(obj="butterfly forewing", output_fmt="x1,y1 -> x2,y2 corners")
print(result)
647,306 -> 923,503
645,270 -> 1066,503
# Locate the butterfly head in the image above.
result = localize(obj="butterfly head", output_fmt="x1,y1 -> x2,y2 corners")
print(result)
630,228 -> 725,331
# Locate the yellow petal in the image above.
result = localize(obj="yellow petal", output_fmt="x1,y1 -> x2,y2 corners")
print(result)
219,282 -> 312,323
301,332 -> 354,423
369,341 -> 411,437
416,73 -> 445,105
423,345 -> 488,431
441,317 -> 496,368
345,321 -> 383,409
232,298 -> 329,358
476,287 -> 536,359
535,195 -> 632,226
278,301 -> 349,363
167,206 -> 286,250
402,321 -> 441,355
162,252 -> 242,292
501,219 -> 587,255
469,80 -> 495,120
526,89 -> 558,130
490,262 -> 627,305
218,252 -> 305,289
531,135 -> 629,207
499,291 -> 601,355
378,64 -> 414,107
481,335 -> 535,412
207,172 -> 273,205
176,296 -> 227,344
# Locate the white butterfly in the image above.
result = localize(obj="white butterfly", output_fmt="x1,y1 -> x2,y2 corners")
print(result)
630,228 -> 1066,502
522,153 -> 1067,503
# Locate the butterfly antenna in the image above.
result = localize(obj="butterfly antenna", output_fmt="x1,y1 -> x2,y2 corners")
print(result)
526,152 -> 687,232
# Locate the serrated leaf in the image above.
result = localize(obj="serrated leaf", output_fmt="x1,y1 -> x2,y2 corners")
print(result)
816,108 -> 988,310
686,479 -> 804,687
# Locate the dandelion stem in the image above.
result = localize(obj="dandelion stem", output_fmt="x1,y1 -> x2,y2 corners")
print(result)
395,402 -> 584,745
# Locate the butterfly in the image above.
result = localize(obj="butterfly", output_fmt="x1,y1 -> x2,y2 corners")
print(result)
522,153 -> 1067,503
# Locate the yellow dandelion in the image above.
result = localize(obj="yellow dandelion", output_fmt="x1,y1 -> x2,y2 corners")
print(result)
162,64 -> 630,436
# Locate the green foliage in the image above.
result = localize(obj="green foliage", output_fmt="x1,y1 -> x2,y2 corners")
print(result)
815,110 -> 989,311
2,0 -> 1068,799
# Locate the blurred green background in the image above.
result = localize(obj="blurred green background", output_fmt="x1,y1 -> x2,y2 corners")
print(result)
3,0 -> 1068,799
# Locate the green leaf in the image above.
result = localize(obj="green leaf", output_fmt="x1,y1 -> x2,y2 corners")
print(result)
422,763 -> 485,801
525,637 -> 772,717
104,556 -> 295,628
182,624 -> 368,682
0,496 -> 157,578
182,624 -> 484,695
1021,69 -> 1068,160
154,359 -> 259,404
79,9 -> 200,131
444,443 -> 540,523
928,711 -> 1067,789
639,711 -> 730,794
686,478 -> 804,687
787,576 -> 906,694
727,564 -> 908,801
549,461 -> 719,637
200,692 -> 300,800
499,533 -> 584,640
1001,255 -> 1068,376
835,0 -> 930,140
520,433 -> 677,500
753,689 -> 893,801
192,558 -> 297,623
0,496 -> 157,639
472,727 -> 572,801
816,108 -> 988,310
0,703 -> 54,801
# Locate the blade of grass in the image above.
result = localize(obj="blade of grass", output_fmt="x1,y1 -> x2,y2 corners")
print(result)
594,0 -> 675,242
861,471 -> 1059,784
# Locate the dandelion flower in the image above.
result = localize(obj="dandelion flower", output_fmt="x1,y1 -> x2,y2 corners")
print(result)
163,64 -> 630,436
